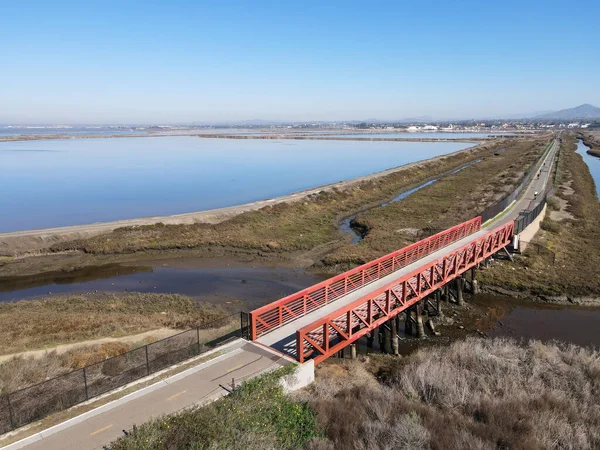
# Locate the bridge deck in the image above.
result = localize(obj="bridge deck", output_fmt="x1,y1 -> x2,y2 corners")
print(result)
257,227 -> 492,358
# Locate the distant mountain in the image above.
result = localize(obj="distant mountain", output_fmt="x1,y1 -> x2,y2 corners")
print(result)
535,104 -> 600,120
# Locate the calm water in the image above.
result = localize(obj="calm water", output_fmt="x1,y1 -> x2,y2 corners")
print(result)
485,301 -> 600,349
577,139 -> 600,198
0,265 -> 324,310
0,136 -> 472,232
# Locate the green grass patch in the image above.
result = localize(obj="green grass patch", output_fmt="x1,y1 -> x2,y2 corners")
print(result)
110,367 -> 321,450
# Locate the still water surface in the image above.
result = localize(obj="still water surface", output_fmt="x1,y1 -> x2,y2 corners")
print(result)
577,138 -> 600,198
0,136 -> 471,232
0,265 -> 324,311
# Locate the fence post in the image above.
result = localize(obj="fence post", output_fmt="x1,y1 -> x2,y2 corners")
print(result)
83,368 -> 89,400
197,326 -> 201,352
145,345 -> 150,376
6,394 -> 15,431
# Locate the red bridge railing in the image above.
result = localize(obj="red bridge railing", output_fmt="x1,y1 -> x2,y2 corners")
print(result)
249,216 -> 482,340
296,220 -> 513,364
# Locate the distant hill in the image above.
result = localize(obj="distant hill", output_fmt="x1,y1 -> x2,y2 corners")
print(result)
535,104 -> 600,120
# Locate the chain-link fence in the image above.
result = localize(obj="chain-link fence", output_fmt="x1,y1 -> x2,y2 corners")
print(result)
0,312 -> 244,433
513,187 -> 553,234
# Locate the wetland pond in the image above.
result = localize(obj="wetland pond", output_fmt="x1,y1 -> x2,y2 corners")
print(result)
0,137 -> 472,232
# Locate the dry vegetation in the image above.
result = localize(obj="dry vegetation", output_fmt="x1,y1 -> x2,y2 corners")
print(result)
0,342 -> 131,394
108,338 -> 600,449
322,138 -> 548,268
481,133 -> 600,297
302,338 -> 600,450
0,292 -> 226,355
582,132 -> 600,157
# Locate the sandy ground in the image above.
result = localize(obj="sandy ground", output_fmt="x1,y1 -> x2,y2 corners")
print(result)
0,140 -> 495,255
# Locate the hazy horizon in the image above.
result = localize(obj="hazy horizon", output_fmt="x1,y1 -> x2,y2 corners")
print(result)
1,1 -> 599,124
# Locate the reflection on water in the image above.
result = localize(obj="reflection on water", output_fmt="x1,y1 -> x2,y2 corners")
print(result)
486,303 -> 600,349
0,265 -> 324,310
0,137 -> 473,232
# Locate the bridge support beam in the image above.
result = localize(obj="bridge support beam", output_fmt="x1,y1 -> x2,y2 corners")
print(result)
366,332 -> 374,351
471,267 -> 479,295
391,317 -> 399,355
405,311 -> 413,336
416,303 -> 425,339
442,284 -> 449,302
456,277 -> 464,306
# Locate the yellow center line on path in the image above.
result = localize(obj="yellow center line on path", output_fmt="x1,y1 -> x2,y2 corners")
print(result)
226,363 -> 245,374
167,390 -> 187,401
90,424 -> 113,436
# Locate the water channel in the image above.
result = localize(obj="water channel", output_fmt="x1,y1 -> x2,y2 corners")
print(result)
339,158 -> 482,243
577,138 -> 600,198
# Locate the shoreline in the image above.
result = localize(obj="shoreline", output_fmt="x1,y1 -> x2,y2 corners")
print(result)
0,141 -> 483,251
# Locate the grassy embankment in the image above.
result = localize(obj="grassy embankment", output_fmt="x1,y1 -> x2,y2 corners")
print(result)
109,338 -> 600,449
0,293 -> 229,394
480,133 -> 600,298
110,367 -> 320,450
321,138 -> 548,268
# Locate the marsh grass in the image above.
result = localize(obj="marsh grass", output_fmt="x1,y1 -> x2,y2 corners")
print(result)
323,138 -> 548,267
0,292 -> 226,355
303,338 -> 600,450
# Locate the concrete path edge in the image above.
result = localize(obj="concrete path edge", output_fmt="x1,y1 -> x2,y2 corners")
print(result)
1,339 -> 245,450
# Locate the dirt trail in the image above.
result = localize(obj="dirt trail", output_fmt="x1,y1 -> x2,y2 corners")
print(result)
0,328 -> 177,363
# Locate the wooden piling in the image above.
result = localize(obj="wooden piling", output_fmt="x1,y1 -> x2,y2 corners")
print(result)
391,317 -> 399,355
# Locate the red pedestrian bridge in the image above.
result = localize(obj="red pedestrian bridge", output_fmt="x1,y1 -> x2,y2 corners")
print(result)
250,216 -> 514,364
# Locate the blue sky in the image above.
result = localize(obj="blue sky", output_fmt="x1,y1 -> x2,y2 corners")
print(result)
1,0 -> 599,124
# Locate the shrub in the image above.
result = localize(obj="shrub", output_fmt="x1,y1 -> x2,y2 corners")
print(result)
546,195 -> 560,211
540,218 -> 560,233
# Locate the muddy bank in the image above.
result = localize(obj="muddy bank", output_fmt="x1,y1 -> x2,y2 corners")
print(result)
0,254 -> 325,308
